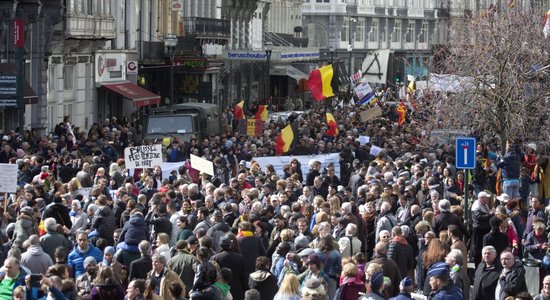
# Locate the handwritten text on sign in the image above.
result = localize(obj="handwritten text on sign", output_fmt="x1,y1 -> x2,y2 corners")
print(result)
124,144 -> 163,169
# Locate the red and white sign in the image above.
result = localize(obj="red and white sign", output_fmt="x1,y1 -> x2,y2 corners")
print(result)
14,19 -> 25,48
127,61 -> 138,74
171,1 -> 183,11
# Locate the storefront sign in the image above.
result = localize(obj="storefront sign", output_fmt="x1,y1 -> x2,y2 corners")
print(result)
127,61 -> 138,74
0,75 -> 17,108
95,52 -> 130,83
174,58 -> 208,70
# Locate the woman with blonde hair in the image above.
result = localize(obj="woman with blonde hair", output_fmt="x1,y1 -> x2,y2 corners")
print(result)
336,262 -> 365,300
274,273 -> 301,300
328,195 -> 341,216
154,232 -> 171,261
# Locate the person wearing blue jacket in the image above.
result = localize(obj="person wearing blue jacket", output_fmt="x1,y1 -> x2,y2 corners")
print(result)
67,232 -> 103,277
496,142 -> 524,199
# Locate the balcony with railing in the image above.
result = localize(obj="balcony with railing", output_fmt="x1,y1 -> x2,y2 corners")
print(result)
183,17 -> 231,39
65,14 -> 115,39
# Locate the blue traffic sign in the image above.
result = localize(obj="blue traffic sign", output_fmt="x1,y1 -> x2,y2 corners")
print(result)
455,137 -> 476,169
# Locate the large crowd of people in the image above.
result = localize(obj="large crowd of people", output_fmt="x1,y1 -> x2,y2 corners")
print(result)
0,90 -> 549,300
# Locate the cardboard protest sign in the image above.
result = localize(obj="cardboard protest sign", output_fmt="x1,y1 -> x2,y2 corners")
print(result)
359,105 -> 382,122
0,164 -> 18,193
190,154 -> 214,176
124,144 -> 163,169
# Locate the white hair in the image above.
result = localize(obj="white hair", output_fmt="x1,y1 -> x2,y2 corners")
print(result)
346,223 -> 357,236
44,217 -> 57,231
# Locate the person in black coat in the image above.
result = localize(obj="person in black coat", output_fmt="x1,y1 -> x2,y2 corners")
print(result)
432,200 -> 468,236
482,216 -> 510,259
211,234 -> 248,300
128,241 -> 153,281
237,222 -> 267,277
248,256 -> 278,300
43,195 -> 72,230
472,245 -> 502,300
91,195 -> 117,245
145,202 -> 172,243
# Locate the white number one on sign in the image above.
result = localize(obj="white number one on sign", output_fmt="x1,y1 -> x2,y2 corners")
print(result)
462,144 -> 469,165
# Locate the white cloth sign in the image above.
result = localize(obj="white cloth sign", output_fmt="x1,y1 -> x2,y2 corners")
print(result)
190,154 -> 214,176
253,153 -> 341,184
358,136 -> 370,146
124,145 -> 163,169
370,145 -> 384,156
0,164 -> 18,193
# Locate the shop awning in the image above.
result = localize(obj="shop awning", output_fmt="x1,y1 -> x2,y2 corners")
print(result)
270,65 -> 308,81
0,63 -> 38,105
101,81 -> 160,107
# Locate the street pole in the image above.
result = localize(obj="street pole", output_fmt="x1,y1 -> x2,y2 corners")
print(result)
265,46 -> 272,105
169,51 -> 174,107
329,45 -> 335,64
15,18 -> 25,136
463,169 -> 469,231
347,17 -> 356,98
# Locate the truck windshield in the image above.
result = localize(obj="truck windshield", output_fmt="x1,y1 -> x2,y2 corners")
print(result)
147,115 -> 194,134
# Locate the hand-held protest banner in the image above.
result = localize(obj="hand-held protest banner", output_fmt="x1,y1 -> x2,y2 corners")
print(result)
0,164 -> 18,193
124,144 -> 163,169
190,154 -> 214,176
359,105 -> 382,122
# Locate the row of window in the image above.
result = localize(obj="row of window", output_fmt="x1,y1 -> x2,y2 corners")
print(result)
341,20 -> 429,43
304,0 -> 437,9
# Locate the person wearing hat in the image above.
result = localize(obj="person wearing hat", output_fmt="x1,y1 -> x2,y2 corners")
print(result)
426,262 -> 463,300
390,277 -> 414,300
301,277 -> 329,300
360,271 -> 386,300
100,245 -> 125,284
75,256 -> 98,298
12,206 -> 37,249
299,254 -> 329,290
211,234 -> 247,300
471,191 -> 495,267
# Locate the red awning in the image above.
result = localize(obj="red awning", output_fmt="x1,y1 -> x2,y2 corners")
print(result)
101,81 -> 160,107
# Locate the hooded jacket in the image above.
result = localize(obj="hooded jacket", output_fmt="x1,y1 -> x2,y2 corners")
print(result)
20,245 -> 53,275
91,205 -> 117,243
43,202 -> 72,229
248,270 -> 278,300
13,214 -> 36,248
120,214 -> 150,245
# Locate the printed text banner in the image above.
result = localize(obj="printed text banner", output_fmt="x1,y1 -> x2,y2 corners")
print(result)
124,144 -> 163,169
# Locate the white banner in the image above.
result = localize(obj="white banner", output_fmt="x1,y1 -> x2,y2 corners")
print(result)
252,153 -> 341,184
354,82 -> 373,100
361,50 -> 390,84
124,145 -> 163,169
0,164 -> 18,193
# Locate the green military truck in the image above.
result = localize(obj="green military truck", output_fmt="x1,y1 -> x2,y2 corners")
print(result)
143,102 -> 222,143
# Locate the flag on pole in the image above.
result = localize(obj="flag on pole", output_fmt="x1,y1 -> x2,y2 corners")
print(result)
254,105 -> 269,121
326,112 -> 339,136
234,100 -> 244,121
275,123 -> 298,156
407,75 -> 415,94
308,64 -> 338,101
544,9 -> 550,39
397,101 -> 406,127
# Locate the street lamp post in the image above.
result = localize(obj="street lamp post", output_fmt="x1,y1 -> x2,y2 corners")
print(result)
164,35 -> 178,107
348,17 -> 357,97
329,45 -> 335,64
265,42 -> 273,105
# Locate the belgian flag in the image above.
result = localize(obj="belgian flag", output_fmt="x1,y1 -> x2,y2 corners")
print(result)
326,112 -> 339,136
307,63 -> 344,101
234,100 -> 244,120
275,122 -> 298,156
254,105 -> 269,121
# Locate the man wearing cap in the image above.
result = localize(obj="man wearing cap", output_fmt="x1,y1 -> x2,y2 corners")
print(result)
75,256 -> 98,298
301,277 -> 329,300
496,251 -> 527,300
427,262 -> 463,300
211,235 -> 247,300
390,277 -> 414,300
361,271 -> 386,300
471,191 -> 495,266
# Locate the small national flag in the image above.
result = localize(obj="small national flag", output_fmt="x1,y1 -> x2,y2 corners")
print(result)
239,119 -> 264,137
407,75 -> 415,94
234,100 -> 244,121
326,112 -> 339,136
307,64 -> 339,101
397,101 -> 406,127
275,123 -> 297,156
544,10 -> 550,39
254,105 -> 269,121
